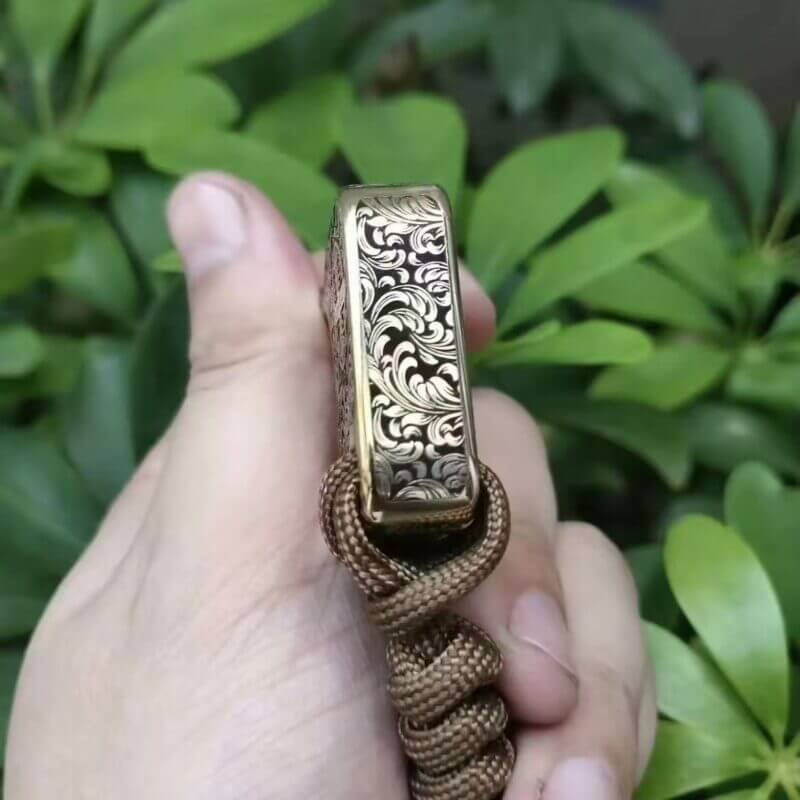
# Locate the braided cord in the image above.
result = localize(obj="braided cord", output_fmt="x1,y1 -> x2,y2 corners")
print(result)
319,455 -> 515,800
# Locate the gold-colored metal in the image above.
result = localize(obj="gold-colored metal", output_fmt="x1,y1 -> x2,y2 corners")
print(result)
323,184 -> 480,529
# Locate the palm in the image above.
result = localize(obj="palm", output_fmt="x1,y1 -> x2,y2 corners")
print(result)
7,396 -> 409,798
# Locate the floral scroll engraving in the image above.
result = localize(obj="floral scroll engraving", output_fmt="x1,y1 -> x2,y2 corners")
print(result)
324,189 -> 473,517
355,193 -> 470,503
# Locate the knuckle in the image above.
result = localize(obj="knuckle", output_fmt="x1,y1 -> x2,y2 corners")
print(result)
509,534 -> 562,598
583,654 -> 639,718
187,307 -> 328,393
186,259 -> 327,384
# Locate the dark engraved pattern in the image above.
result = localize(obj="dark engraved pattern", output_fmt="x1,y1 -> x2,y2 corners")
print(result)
355,193 -> 470,503
324,188 -> 474,520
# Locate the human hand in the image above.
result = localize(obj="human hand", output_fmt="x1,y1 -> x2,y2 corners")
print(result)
5,173 -> 656,800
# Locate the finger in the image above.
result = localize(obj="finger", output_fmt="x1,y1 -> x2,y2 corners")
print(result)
458,264 -> 496,352
147,172 -> 333,567
454,389 -> 577,725
309,252 -> 496,352
506,522 -> 651,800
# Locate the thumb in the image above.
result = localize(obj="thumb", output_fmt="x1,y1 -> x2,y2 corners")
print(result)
170,171 -> 327,386
149,172 -> 335,565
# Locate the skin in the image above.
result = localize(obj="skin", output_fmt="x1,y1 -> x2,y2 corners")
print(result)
4,173 -> 657,800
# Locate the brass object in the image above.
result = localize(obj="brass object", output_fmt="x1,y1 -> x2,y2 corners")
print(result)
323,185 -> 479,528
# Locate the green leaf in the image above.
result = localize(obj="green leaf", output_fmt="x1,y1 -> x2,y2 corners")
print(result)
0,427 -> 99,576
487,321 -> 651,367
0,648 -> 24,759
565,1 -> 699,138
766,334 -> 800,361
667,155 -> 749,250
48,210 -> 138,324
605,161 -> 739,315
791,664 -> 800,738
129,279 -> 189,458
0,337 -> 84,406
468,128 -> 624,291
0,325 -> 44,378
535,396 -> 691,488
111,0 -> 329,78
349,0 -> 494,83
686,402 -> 800,480
660,236 -> 741,321
0,562 -> 57,639
63,338 -> 136,506
246,74 -> 352,169
475,320 -> 559,366
575,260 -> 726,334
781,104 -> 800,215
625,545 -> 680,628
110,167 -> 174,267
637,721 -> 757,800
736,248 -> 782,333
703,80 -> 776,230
646,624 -> 762,748
0,216 -> 76,299
768,295 -> 800,337
37,140 -> 111,197
456,183 -> 476,248
152,249 -> 183,273
591,342 -> 732,411
488,0 -> 561,115
501,195 -> 706,331
656,493 -> 724,541
0,336 -> 83,406
250,0 -> 361,91
82,0 -> 155,75
340,94 -> 467,205
727,358 -> 800,412
146,130 -> 337,249
665,515 -> 789,742
20,336 -> 83,398
11,0 -> 88,73
725,463 -> 800,640
0,95 -> 32,146
76,71 -> 239,151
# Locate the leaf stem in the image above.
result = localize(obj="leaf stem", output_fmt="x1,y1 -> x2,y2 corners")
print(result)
783,779 -> 800,800
66,55 -> 98,125
32,63 -> 54,132
1,142 -> 39,217
755,774 -> 779,800
766,202 -> 793,248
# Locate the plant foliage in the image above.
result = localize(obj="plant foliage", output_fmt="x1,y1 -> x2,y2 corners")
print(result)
0,1 -> 798,793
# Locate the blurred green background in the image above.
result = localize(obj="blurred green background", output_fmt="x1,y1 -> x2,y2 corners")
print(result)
0,0 -> 799,797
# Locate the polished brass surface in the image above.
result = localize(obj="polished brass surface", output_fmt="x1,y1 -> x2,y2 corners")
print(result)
323,184 -> 479,528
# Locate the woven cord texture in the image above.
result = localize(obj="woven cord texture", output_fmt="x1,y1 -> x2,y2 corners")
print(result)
319,455 -> 515,800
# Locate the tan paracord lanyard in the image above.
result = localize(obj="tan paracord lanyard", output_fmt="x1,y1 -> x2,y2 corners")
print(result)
319,185 -> 515,799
